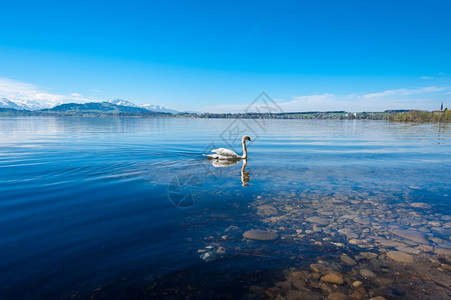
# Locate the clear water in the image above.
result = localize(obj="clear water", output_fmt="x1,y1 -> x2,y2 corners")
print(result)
0,117 -> 450,299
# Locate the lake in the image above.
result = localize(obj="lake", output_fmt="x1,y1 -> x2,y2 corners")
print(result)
0,117 -> 450,299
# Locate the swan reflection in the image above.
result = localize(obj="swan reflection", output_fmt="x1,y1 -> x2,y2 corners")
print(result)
206,158 -> 251,186
240,159 -> 250,186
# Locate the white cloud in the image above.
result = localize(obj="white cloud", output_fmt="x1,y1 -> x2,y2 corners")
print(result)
419,76 -> 434,80
201,86 -> 449,113
362,86 -> 447,99
0,77 -> 99,107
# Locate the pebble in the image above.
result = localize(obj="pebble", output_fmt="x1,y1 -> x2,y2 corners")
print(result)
428,221 -> 441,227
327,292 -> 349,300
289,271 -> 303,279
416,244 -> 433,252
434,247 -> 451,262
410,202 -> 431,209
391,229 -> 429,244
309,264 -> 326,273
395,246 -> 420,255
386,251 -> 414,263
340,254 -> 357,266
200,251 -> 218,262
320,272 -> 344,285
215,246 -> 226,254
352,280 -> 363,288
306,216 -> 331,226
257,204 -> 278,216
243,230 -> 279,241
359,252 -> 378,259
348,239 -> 359,245
359,269 -> 376,278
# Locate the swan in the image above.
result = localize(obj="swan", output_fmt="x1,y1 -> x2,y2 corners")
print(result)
204,135 -> 252,160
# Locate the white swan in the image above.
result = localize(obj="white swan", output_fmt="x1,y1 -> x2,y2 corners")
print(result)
204,135 -> 252,160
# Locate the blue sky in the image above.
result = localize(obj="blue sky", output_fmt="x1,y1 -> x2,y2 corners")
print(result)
1,0 -> 450,112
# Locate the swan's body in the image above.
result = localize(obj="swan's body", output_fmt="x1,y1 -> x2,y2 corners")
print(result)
204,135 -> 251,160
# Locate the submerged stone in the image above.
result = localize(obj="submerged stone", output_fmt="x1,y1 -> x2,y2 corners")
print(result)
391,229 -> 429,244
360,269 -> 376,278
200,251 -> 218,263
256,204 -> 278,216
243,230 -> 279,241
306,216 -> 331,226
386,251 -> 414,263
410,202 -> 431,209
434,247 -> 451,262
327,292 -> 348,300
340,254 -> 357,266
320,272 -> 344,284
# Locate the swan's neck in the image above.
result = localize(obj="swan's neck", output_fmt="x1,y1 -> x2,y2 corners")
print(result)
242,140 -> 248,159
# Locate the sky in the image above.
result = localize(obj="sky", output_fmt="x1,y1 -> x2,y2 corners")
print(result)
0,0 -> 450,112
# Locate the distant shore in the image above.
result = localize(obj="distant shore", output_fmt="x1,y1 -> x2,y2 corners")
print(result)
1,105 -> 450,122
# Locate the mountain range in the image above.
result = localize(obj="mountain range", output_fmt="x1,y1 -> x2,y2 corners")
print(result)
106,99 -> 178,114
0,98 -> 48,110
0,98 -> 178,114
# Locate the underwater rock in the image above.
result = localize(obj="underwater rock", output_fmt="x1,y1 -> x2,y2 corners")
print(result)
257,204 -> 278,216
359,252 -> 378,260
340,254 -> 357,266
327,292 -> 349,300
215,246 -> 226,254
391,229 -> 429,244
200,251 -> 218,262
320,272 -> 344,284
359,269 -> 376,278
416,244 -> 433,252
306,216 -> 331,226
410,202 -> 431,209
386,251 -> 414,263
395,246 -> 420,255
434,247 -> 451,262
243,230 -> 279,241
374,239 -> 407,248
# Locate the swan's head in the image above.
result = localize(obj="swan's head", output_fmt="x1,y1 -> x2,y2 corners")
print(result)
242,135 -> 252,142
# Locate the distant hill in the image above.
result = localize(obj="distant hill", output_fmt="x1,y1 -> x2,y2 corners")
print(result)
0,102 -> 172,117
41,102 -> 171,116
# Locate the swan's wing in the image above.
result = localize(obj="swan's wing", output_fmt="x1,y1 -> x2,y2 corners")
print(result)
211,148 -> 239,158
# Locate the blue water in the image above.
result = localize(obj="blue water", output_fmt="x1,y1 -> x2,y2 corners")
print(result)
0,117 -> 450,299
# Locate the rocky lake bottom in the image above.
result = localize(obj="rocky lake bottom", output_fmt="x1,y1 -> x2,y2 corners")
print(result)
135,183 -> 450,300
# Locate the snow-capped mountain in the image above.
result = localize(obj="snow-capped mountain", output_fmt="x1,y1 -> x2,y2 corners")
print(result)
107,99 -> 178,114
139,104 -> 178,114
0,98 -> 47,110
106,99 -> 136,107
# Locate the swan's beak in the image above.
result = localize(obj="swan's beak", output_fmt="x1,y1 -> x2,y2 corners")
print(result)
248,138 -> 252,142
